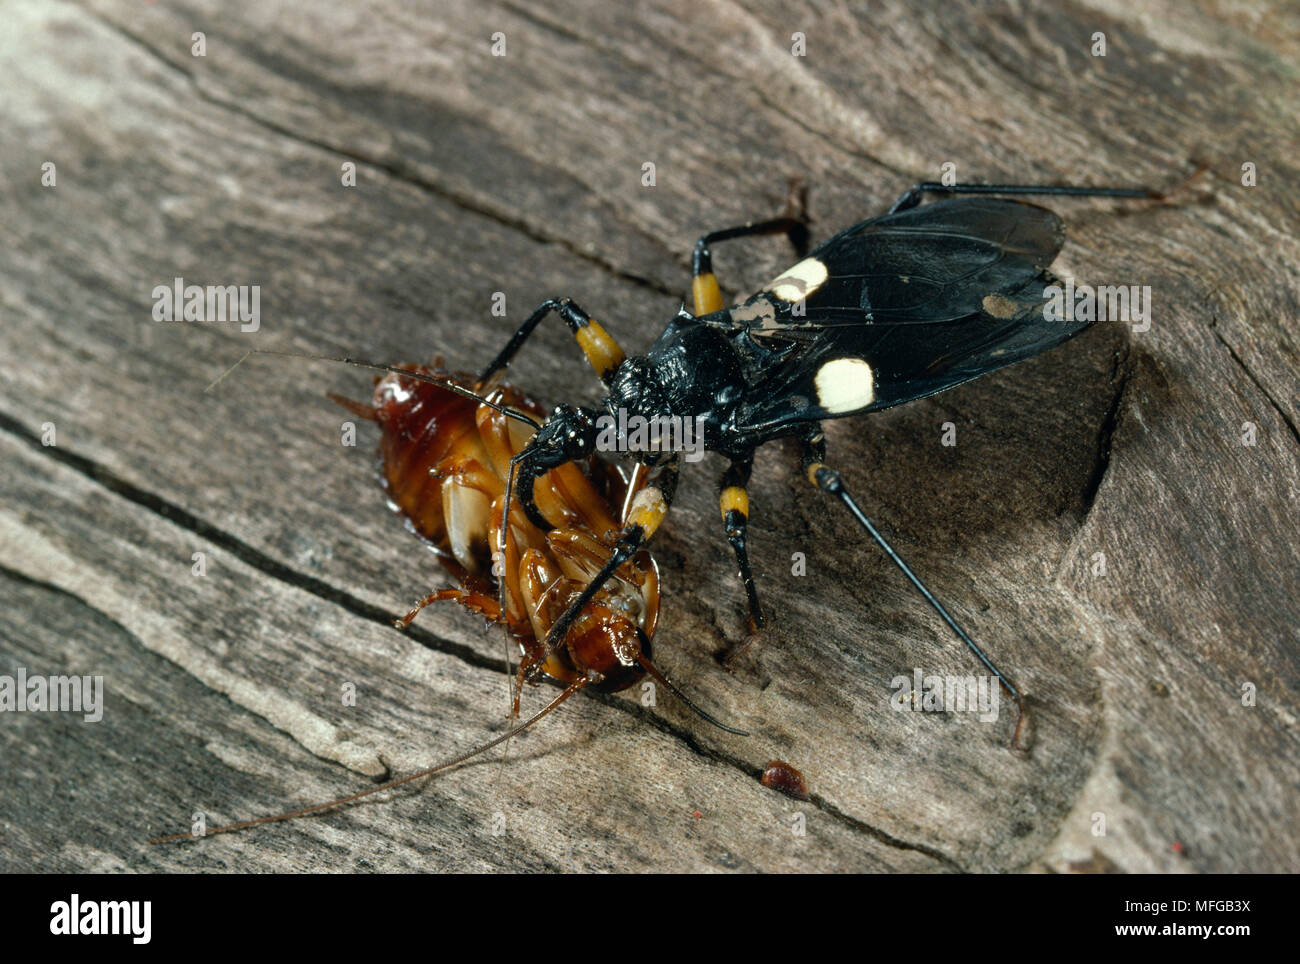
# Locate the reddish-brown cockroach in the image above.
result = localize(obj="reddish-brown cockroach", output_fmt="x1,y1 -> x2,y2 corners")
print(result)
151,357 -> 740,844
329,363 -> 673,701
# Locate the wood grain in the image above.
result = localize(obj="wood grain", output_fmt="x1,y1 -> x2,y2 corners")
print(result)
1,0 -> 1296,872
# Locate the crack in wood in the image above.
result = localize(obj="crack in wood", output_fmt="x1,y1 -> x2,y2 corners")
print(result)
1079,346 -> 1130,517
1209,313 -> 1300,449
76,3 -> 682,302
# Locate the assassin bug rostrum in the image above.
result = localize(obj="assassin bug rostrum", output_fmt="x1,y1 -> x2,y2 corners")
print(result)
478,178 -> 1173,747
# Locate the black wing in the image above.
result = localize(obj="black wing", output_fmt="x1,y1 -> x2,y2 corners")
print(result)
699,198 -> 1086,432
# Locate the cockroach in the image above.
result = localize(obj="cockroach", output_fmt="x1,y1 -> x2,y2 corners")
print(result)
461,177 -> 1186,747
151,362 -> 739,843
327,363 -> 692,705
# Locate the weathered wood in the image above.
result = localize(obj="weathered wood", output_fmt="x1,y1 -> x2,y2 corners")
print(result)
1,0 -> 1296,872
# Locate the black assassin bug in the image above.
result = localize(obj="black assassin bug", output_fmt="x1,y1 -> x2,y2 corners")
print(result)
480,178 -> 1168,744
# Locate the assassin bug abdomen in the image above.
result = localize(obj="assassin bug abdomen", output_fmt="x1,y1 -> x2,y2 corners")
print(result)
330,366 -> 661,694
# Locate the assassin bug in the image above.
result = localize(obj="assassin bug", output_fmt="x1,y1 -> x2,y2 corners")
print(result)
151,362 -> 740,843
480,178 -> 1172,744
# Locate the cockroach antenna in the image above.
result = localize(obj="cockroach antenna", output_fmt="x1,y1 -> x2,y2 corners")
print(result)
633,631 -> 747,736
149,677 -> 591,844
159,360 -> 744,842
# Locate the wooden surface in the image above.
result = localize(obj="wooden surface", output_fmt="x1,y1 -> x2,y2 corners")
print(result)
2,0 -> 1297,873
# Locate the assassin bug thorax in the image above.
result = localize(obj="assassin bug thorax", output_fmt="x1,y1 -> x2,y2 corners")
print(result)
486,178 -> 1175,745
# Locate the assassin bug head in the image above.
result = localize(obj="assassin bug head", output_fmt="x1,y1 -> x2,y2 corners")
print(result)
511,402 -> 601,530
531,403 -> 600,462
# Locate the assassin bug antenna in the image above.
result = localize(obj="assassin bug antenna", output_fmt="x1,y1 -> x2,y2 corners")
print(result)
149,677 -> 591,844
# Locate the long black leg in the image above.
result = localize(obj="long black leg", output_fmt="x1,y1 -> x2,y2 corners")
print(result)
718,457 -> 765,634
529,458 -> 681,680
800,437 -> 1025,746
693,217 -> 811,273
691,185 -> 811,316
889,180 -> 1160,215
478,297 -> 626,385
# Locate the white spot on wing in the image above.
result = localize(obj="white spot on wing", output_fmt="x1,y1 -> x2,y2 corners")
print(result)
769,257 -> 828,302
814,358 -> 875,414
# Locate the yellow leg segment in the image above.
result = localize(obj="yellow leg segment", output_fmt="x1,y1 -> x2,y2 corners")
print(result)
626,486 -> 669,538
574,320 -> 627,379
692,272 -> 724,316
719,485 -> 749,521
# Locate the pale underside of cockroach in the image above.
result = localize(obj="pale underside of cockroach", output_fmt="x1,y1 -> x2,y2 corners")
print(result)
330,366 -> 660,696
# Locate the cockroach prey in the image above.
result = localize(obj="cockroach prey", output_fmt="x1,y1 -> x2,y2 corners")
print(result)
152,363 -> 738,843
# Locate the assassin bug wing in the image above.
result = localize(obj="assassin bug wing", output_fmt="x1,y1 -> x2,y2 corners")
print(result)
780,197 -> 1065,324
703,198 -> 1064,329
726,271 -> 1081,432
697,198 -> 1085,432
